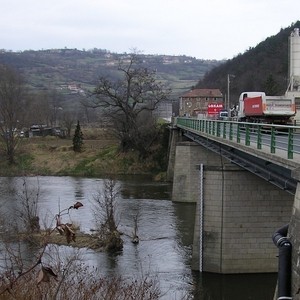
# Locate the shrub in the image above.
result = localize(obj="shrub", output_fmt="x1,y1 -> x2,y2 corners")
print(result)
73,121 -> 84,152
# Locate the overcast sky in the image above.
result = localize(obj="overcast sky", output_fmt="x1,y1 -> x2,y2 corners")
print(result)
1,0 -> 299,60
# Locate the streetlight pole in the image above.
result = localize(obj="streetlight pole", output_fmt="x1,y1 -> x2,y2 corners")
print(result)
227,74 -> 230,110
227,74 -> 235,111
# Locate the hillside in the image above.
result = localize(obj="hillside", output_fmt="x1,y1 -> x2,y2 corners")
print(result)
0,49 -> 222,103
2,21 -> 299,118
196,21 -> 300,106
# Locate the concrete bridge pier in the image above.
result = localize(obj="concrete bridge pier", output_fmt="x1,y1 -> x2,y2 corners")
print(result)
288,169 -> 300,298
171,141 -> 294,273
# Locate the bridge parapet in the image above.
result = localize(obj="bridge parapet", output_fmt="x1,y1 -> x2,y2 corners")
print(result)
175,117 -> 300,168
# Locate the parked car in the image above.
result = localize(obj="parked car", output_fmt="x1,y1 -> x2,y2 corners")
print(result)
218,110 -> 229,120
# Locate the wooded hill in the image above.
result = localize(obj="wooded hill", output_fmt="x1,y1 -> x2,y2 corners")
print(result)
0,48 -> 221,102
196,21 -> 300,106
1,20 -> 299,115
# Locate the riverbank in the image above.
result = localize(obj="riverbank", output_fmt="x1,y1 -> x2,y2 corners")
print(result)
0,128 -> 168,179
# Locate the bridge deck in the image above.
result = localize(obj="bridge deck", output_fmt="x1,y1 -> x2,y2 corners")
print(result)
175,117 -> 300,194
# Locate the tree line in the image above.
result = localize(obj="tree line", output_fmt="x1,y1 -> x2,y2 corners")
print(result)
0,51 -> 171,164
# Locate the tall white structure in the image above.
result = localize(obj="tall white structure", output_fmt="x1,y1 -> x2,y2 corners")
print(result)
286,28 -> 300,123
287,28 -> 300,92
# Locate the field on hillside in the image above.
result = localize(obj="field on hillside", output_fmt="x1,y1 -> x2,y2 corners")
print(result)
0,128 -> 167,179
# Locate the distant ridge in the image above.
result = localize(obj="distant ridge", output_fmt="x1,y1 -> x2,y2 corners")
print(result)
0,49 -> 222,100
2,21 -> 298,112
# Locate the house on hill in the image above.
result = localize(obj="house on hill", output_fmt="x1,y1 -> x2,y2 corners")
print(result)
179,88 -> 223,117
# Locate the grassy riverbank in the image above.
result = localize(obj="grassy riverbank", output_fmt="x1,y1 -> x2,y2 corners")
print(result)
0,128 -> 168,179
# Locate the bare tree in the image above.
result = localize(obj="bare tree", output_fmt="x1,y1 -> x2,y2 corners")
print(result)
17,177 -> 41,233
0,198 -> 84,296
61,111 -> 75,138
92,179 -> 119,232
0,65 -> 26,164
91,178 -> 123,252
25,91 -> 52,127
85,51 -> 171,157
0,243 -> 161,299
48,89 -> 63,127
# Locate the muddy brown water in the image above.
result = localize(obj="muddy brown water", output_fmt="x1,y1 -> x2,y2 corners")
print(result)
0,176 -> 277,299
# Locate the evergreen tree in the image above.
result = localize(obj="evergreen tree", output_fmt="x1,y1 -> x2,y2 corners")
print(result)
263,74 -> 280,95
73,120 -> 83,152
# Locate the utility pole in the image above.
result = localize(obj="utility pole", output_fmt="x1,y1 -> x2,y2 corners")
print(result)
227,74 -> 230,110
227,74 -> 235,110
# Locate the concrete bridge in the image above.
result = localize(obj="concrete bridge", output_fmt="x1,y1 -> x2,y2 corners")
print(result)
168,117 -> 300,296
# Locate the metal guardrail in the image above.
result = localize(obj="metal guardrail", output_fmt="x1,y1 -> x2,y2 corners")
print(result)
175,117 -> 300,160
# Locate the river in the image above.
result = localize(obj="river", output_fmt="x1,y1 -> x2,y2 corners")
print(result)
0,176 -> 277,299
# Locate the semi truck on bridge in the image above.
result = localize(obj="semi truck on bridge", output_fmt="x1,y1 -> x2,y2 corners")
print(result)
236,28 -> 300,126
237,91 -> 296,125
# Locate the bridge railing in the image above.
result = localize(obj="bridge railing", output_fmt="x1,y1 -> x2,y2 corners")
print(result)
175,117 -> 300,160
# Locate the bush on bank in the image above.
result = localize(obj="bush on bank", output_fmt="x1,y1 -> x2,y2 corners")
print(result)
0,268 -> 161,300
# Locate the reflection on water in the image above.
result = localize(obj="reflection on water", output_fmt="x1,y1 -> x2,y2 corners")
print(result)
193,272 -> 277,300
0,176 -> 277,299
